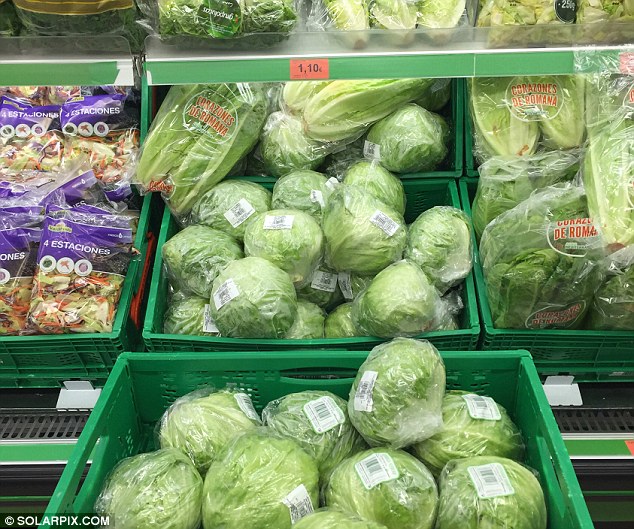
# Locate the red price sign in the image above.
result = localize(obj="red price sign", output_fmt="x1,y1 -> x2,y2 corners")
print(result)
626,440 -> 634,455
290,59 -> 329,80
620,52 -> 634,74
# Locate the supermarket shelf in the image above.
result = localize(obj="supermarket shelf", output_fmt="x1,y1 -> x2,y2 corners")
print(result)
144,29 -> 634,84
0,36 -> 136,87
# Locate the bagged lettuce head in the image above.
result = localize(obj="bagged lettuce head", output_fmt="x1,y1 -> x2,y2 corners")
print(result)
188,180 -> 272,241
202,429 -> 319,529
96,448 -> 203,529
343,161 -> 406,215
285,300 -> 326,339
263,391 -> 365,479
163,294 -> 219,336
210,257 -> 298,338
297,267 -> 343,309
282,81 -> 331,115
162,225 -> 244,298
244,209 -> 324,287
159,389 -> 261,474
294,509 -> 388,529
272,170 -> 334,220
405,207 -> 473,293
412,391 -> 525,477
365,104 -> 449,173
348,338 -> 446,448
324,448 -> 438,529
436,456 -> 547,529
323,185 -> 406,275
324,302 -> 363,338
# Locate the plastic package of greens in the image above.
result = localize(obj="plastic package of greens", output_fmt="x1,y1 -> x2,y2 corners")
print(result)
342,161 -> 405,215
0,0 -> 20,35
163,293 -> 220,336
272,170 -> 335,221
324,302 -> 363,337
297,266 -> 343,310
294,509 -> 388,529
284,300 -> 326,339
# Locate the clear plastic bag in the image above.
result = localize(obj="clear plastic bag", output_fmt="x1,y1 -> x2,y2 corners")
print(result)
163,294 -> 221,336
342,160 -> 406,215
284,300 -> 326,338
0,0 -> 21,36
272,170 -> 335,221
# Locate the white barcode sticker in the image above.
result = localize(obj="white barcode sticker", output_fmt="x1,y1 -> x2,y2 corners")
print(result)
354,370 -> 378,412
282,484 -> 314,524
338,272 -> 353,300
203,304 -> 219,333
234,392 -> 261,423
462,394 -> 502,421
213,278 -> 240,310
264,214 -> 294,230
363,140 -> 381,161
325,177 -> 340,190
355,453 -> 399,490
370,210 -> 400,237
311,270 -> 337,292
223,198 -> 255,228
303,396 -> 345,433
310,190 -> 325,207
468,463 -> 515,499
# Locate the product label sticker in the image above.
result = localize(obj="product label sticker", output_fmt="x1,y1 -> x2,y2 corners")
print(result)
263,214 -> 294,230
213,278 -> 240,310
200,0 -> 242,38
355,453 -> 399,490
506,77 -> 564,121
363,140 -> 381,161
203,304 -> 219,333
525,301 -> 587,329
370,210 -> 400,237
309,189 -> 325,207
462,394 -> 502,420
338,271 -> 353,300
282,484 -> 314,524
182,89 -> 238,143
311,270 -> 338,292
354,370 -> 378,412
234,392 -> 261,423
224,198 -> 255,228
325,177 -> 340,191
554,0 -> 576,23
468,463 -> 515,499
547,218 -> 600,258
303,396 -> 346,434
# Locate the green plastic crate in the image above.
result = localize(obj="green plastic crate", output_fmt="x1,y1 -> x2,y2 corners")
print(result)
459,179 -> 634,381
143,178 -> 480,352
42,349 -> 593,529
0,194 -> 163,389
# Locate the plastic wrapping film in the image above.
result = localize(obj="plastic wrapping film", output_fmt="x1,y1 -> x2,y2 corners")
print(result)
209,256 -> 298,338
263,390 -> 365,478
159,387 -> 261,474
436,456 -> 547,529
272,170 -> 334,221
0,0 -> 21,36
162,225 -> 244,298
95,448 -> 203,529
284,300 -> 326,338
294,508 -> 388,529
202,428 -> 319,529
469,75 -> 585,164
134,83 -> 267,219
412,390 -> 525,477
324,447 -> 438,529
352,260 -> 452,338
324,302 -> 364,337
243,209 -> 324,287
297,265 -> 344,309
348,338 -> 446,448
138,0 -> 299,47
479,183 -> 605,330
472,150 -> 581,239
163,293 -> 221,336
404,206 -> 473,294
342,161 -> 406,215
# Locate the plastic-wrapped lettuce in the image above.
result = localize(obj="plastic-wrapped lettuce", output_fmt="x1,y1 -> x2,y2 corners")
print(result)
412,391 -> 525,477
587,246 -> 634,330
298,267 -> 343,309
436,456 -> 547,529
210,257 -> 298,338
321,137 -> 366,178
348,338 -> 446,447
261,112 -> 329,177
368,0 -> 418,46
480,184 -> 604,329
282,81 -> 331,115
324,302 -> 363,338
263,391 -> 365,478
472,151 -> 580,239
307,0 -> 370,49
414,78 -> 452,112
294,509 -> 388,529
189,180 -> 272,242
405,207 -> 473,293
202,429 -> 319,529
159,389 -> 260,474
162,226 -> 244,298
272,170 -> 334,220
325,448 -> 438,529
578,0 -> 634,24
164,294 -> 219,336
365,104 -> 448,173
338,272 -> 375,302
352,261 -> 446,338
244,209 -> 324,287
477,0 -> 575,30
417,0 -> 466,29
323,185 -> 406,275
343,161 -> 406,215
285,300 -> 326,338
95,448 -> 203,529
0,0 -> 20,36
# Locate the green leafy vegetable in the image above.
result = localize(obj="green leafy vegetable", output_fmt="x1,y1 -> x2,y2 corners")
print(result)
285,300 -> 326,338
294,509 -> 388,529
417,0 -> 466,29
272,170 -> 334,220
343,161 -> 406,215
309,0 -> 370,49
369,0 -> 417,46
283,82 -> 331,115
324,302 -> 363,337
414,78 -> 452,112
163,294 -> 218,336
297,267 -> 344,309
